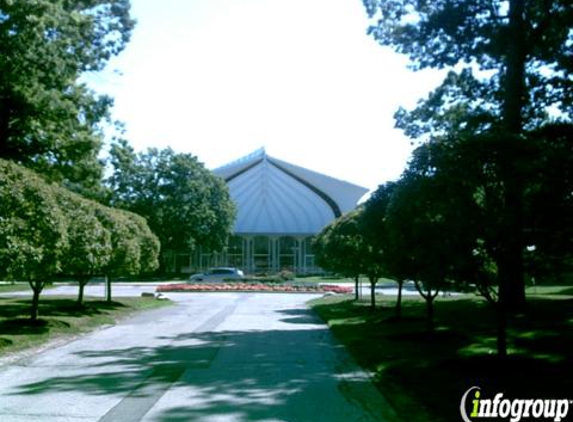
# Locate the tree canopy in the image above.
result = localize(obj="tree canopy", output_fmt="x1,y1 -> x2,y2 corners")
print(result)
0,158 -> 158,317
364,0 -> 572,138
313,206 -> 390,308
0,0 -> 135,195
363,0 -> 573,311
313,209 -> 367,280
107,140 -> 236,269
0,159 -> 67,285
56,188 -> 114,305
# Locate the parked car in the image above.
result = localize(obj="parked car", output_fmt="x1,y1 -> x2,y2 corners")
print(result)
188,267 -> 245,282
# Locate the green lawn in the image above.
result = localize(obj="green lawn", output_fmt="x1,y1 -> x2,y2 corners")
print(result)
0,296 -> 172,356
0,283 -> 40,293
310,287 -> 573,422
294,275 -> 396,285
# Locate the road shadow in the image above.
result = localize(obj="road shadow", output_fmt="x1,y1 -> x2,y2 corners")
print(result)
276,308 -> 324,325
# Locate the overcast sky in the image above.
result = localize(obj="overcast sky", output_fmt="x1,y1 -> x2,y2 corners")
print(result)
88,0 -> 445,193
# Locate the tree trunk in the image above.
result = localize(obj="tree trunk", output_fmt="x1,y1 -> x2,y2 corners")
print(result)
77,278 -> 88,306
354,276 -> 359,301
426,296 -> 434,333
28,280 -> 44,321
105,274 -> 112,302
369,277 -> 377,309
498,176 -> 526,312
499,0 -> 527,312
496,304 -> 508,357
396,279 -> 404,319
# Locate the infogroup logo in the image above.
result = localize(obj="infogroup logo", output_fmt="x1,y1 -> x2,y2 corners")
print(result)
460,387 -> 572,422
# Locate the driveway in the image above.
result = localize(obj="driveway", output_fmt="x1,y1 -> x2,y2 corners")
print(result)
0,291 -> 396,421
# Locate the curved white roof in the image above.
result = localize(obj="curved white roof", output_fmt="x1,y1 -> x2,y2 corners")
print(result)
214,148 -> 368,236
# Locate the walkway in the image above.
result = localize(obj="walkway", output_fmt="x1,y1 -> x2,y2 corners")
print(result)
0,291 -> 396,421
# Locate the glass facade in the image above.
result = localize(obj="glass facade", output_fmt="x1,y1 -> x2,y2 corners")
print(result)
183,235 -> 321,275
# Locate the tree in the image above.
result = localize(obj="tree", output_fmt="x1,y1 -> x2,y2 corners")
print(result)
363,0 -> 573,310
362,182 -> 407,317
523,123 -> 573,280
123,211 -> 161,275
396,133 -> 554,352
313,210 -> 367,301
356,210 -> 389,310
386,158 -> 480,332
314,208 -> 387,309
57,190 -> 112,306
107,140 -> 235,271
0,159 -> 68,321
0,158 -> 158,312
99,209 -> 159,302
94,206 -> 141,302
0,0 -> 135,194
90,206 -> 159,302
402,138 -> 510,345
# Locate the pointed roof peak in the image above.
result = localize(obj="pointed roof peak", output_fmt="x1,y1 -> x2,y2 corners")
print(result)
213,148 -> 368,235
214,147 -> 265,173
255,146 -> 266,159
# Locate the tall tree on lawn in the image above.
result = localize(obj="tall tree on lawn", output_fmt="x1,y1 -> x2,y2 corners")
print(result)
363,0 -> 572,311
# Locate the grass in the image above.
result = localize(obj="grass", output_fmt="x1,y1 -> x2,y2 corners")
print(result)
0,295 -> 172,357
309,287 -> 573,422
294,276 -> 397,285
0,282 -> 42,293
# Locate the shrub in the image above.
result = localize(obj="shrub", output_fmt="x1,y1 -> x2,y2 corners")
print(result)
278,270 -> 295,281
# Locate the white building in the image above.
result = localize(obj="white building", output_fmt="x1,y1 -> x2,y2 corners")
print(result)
189,148 -> 368,274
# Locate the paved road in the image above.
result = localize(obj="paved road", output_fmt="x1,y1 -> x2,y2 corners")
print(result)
0,291 -> 396,422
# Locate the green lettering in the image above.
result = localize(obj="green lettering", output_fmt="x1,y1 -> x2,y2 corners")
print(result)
471,391 -> 481,417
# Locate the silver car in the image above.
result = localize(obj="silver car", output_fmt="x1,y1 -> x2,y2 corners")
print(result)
188,267 -> 245,282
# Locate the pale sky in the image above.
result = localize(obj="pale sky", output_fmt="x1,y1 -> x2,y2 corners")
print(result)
88,0 -> 445,194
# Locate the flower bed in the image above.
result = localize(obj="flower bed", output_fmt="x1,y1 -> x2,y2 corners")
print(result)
156,282 -> 352,294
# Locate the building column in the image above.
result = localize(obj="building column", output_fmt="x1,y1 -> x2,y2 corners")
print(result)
295,237 -> 305,275
269,236 -> 279,273
221,247 -> 229,267
301,237 -> 307,274
242,237 -> 248,273
242,236 -> 255,274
